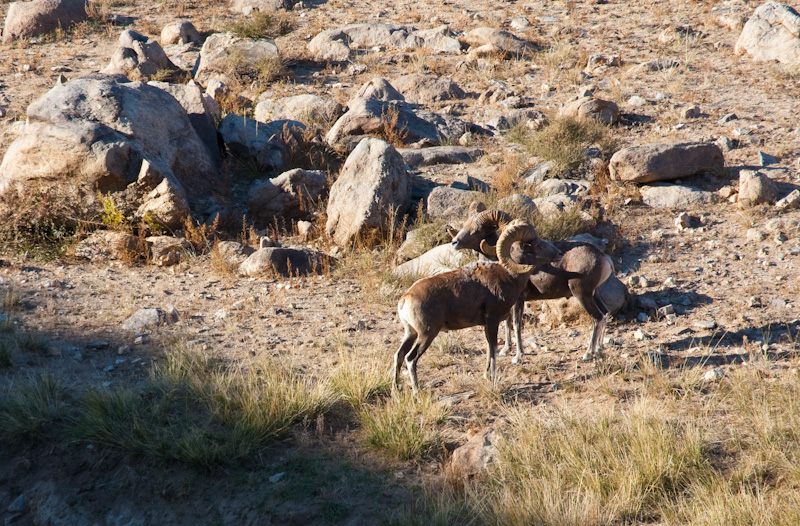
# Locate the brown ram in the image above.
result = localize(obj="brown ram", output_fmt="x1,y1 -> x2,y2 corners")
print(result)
394,219 -> 562,395
449,209 -> 614,363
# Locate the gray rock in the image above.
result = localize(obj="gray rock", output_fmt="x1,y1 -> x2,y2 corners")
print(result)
484,107 -> 546,131
391,74 -> 466,104
254,94 -> 343,126
325,98 -> 480,151
398,146 -> 482,167
122,307 -> 179,332
393,244 -> 469,278
776,189 -> 800,210
350,77 -> 405,104
460,27 -> 537,57
239,246 -> 333,276
559,96 -> 620,125
759,151 -> 779,166
718,112 -> 738,124
325,138 -> 411,247
2,0 -> 88,43
231,0 -> 296,14
218,114 -> 305,171
627,95 -> 648,107
640,183 -> 719,208
136,175 -> 191,229
75,231 -> 139,261
247,168 -> 328,224
194,33 -> 279,85
147,236 -> 191,266
0,76 -> 220,224
609,142 -> 725,183
499,193 -> 537,216
215,240 -> 254,267
425,186 -> 481,220
715,136 -> 734,153
533,194 -> 577,216
148,80 -> 222,167
628,58 -> 681,75
735,2 -> 800,66
522,161 -> 556,185
738,169 -> 779,206
536,179 -> 591,198
102,30 -> 179,81
160,20 -> 202,45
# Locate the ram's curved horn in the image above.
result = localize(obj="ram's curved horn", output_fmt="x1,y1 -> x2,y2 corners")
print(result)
497,220 -> 538,275
479,239 -> 497,258
474,209 -> 512,231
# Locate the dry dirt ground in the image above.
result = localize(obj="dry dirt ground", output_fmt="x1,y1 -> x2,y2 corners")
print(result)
1,0 -> 800,524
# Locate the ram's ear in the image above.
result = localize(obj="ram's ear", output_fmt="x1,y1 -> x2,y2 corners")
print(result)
445,225 -> 459,239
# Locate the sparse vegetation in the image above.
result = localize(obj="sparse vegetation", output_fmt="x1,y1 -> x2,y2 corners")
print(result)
226,11 -> 295,40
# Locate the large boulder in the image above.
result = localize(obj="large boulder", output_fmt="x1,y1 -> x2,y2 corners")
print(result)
194,32 -> 279,85
609,142 -> 725,183
239,246 -> 332,276
247,168 -> 328,224
254,94 -> 343,125
460,27 -> 537,57
160,20 -> 202,46
735,2 -> 800,66
148,80 -> 222,167
393,244 -> 470,278
559,96 -> 620,125
325,98 -> 481,152
425,186 -> 481,220
218,114 -> 305,172
350,77 -> 405,104
2,0 -> 88,43
325,138 -> 411,247
102,30 -> 179,81
0,76 -> 221,225
391,74 -> 467,104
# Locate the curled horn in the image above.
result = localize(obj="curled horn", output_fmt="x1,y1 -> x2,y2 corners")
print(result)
474,209 -> 512,231
479,239 -> 497,258
497,219 -> 538,275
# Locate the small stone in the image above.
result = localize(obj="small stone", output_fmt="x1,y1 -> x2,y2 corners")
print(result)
759,152 -> 779,167
681,105 -> 700,118
658,304 -> 675,317
633,328 -> 647,340
628,95 -> 648,107
567,329 -> 579,337
269,472 -> 285,483
718,112 -> 737,124
704,367 -> 725,381
7,494 -> 26,513
746,228 -> 766,242
776,189 -> 800,210
637,312 -> 649,322
694,320 -> 717,330
715,136 -> 734,152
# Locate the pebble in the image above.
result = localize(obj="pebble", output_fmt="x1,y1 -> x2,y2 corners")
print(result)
694,320 -> 717,330
637,312 -> 649,322
269,472 -> 285,483
704,367 -> 725,381
633,329 -> 647,340
628,95 -> 648,106
567,329 -> 579,337
718,112 -> 737,124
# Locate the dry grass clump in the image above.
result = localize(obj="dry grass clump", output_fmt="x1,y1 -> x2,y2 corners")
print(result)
226,11 -> 295,40
0,374 -> 70,441
510,114 -> 617,175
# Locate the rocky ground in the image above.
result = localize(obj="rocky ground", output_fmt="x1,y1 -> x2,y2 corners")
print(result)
1,0 -> 800,524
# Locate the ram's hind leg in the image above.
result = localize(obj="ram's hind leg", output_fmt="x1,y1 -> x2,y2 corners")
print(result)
405,331 -> 438,396
571,282 -> 610,362
393,325 -> 417,394
484,321 -> 500,385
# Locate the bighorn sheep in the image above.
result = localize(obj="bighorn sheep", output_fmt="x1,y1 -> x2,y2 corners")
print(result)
449,209 -> 614,363
393,220 -> 562,395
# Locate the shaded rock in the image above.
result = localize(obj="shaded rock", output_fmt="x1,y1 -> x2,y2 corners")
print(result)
2,0 -> 88,43
247,168 -> 328,224
218,113 -> 305,171
448,429 -> 498,478
776,189 -> 800,210
559,96 -> 619,125
163,42 -> 202,72
231,0 -> 297,14
425,186 -> 481,220
398,146 -> 482,167
147,236 -> 191,266
194,32 -> 279,84
640,183 -> 719,208
351,77 -> 405,104
460,27 -> 537,57
325,138 -> 410,247
483,107 -> 546,131
326,98 -> 481,151
391,74 -> 466,104
148,79 -> 222,167
410,25 -> 462,53
499,193 -> 537,216
393,244 -> 469,278
0,76 -> 220,224
735,2 -> 800,66
239,246 -> 333,276
122,306 -> 179,332
536,179 -> 591,198
160,20 -> 201,45
102,30 -> 179,81
215,240 -> 254,267
255,94 -> 343,125
759,151 -> 779,166
136,176 -> 191,229
533,194 -> 577,216
522,161 -> 556,186
738,169 -> 779,206
609,142 -> 724,183
75,231 -> 139,261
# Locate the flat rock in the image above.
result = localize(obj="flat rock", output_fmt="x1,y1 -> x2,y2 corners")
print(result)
390,74 -> 466,104
393,244 -> 469,278
609,142 -> 725,183
640,183 -> 719,208
559,96 -> 620,125
460,27 -> 537,57
239,246 -> 333,276
122,307 -> 179,332
194,32 -> 279,84
425,186 -> 481,220
397,146 -> 482,167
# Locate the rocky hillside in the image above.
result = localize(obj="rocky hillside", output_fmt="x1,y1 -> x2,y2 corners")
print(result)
1,0 -> 800,524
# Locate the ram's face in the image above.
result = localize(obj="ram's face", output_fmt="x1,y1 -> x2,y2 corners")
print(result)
511,238 -> 563,267
448,221 -> 498,252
